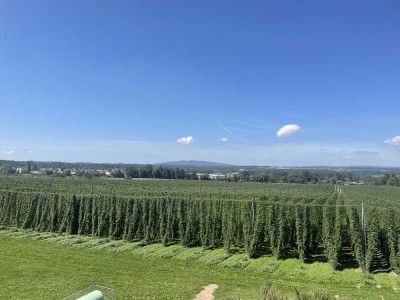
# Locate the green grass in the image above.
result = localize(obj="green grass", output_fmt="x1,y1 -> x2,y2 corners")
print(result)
1,229 -> 400,299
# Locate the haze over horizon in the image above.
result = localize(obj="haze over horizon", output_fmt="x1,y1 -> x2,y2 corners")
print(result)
1,1 -> 400,166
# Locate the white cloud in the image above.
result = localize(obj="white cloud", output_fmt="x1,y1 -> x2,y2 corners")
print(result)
343,156 -> 352,160
384,136 -> 400,146
276,124 -> 302,138
2,150 -> 14,154
176,136 -> 195,144
29,150 -> 34,153
219,137 -> 228,142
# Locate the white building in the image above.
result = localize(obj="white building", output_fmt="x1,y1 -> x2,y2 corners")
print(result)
209,173 -> 226,180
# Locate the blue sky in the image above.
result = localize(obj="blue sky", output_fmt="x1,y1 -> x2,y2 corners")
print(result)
1,0 -> 400,166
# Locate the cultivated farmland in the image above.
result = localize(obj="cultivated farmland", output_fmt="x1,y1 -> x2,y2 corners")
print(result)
1,176 -> 400,299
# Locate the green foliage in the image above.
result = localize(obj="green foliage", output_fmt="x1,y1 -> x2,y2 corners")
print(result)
261,283 -> 330,300
2,177 -> 400,274
348,206 -> 365,270
261,283 -> 289,300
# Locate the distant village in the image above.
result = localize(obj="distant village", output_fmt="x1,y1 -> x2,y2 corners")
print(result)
9,162 -> 242,181
2,160 -> 400,186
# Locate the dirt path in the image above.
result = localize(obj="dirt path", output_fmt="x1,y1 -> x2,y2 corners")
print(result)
193,284 -> 218,300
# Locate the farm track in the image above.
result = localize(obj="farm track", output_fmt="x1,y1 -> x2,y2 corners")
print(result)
194,284 -> 218,300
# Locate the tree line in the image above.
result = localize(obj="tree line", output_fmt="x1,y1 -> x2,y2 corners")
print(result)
3,159 -> 400,187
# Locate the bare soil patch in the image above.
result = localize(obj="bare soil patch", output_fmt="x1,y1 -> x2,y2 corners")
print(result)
194,284 -> 218,300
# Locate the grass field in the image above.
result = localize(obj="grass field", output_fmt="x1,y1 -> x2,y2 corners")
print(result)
1,228 -> 400,299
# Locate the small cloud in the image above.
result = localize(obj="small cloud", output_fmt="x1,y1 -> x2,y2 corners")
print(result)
219,137 -> 228,142
354,150 -> 379,156
29,150 -> 34,154
343,156 -> 352,160
384,136 -> 400,146
276,124 -> 302,138
176,136 -> 195,144
2,150 -> 14,154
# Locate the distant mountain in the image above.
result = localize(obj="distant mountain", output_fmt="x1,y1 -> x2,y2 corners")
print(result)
157,160 -> 234,167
